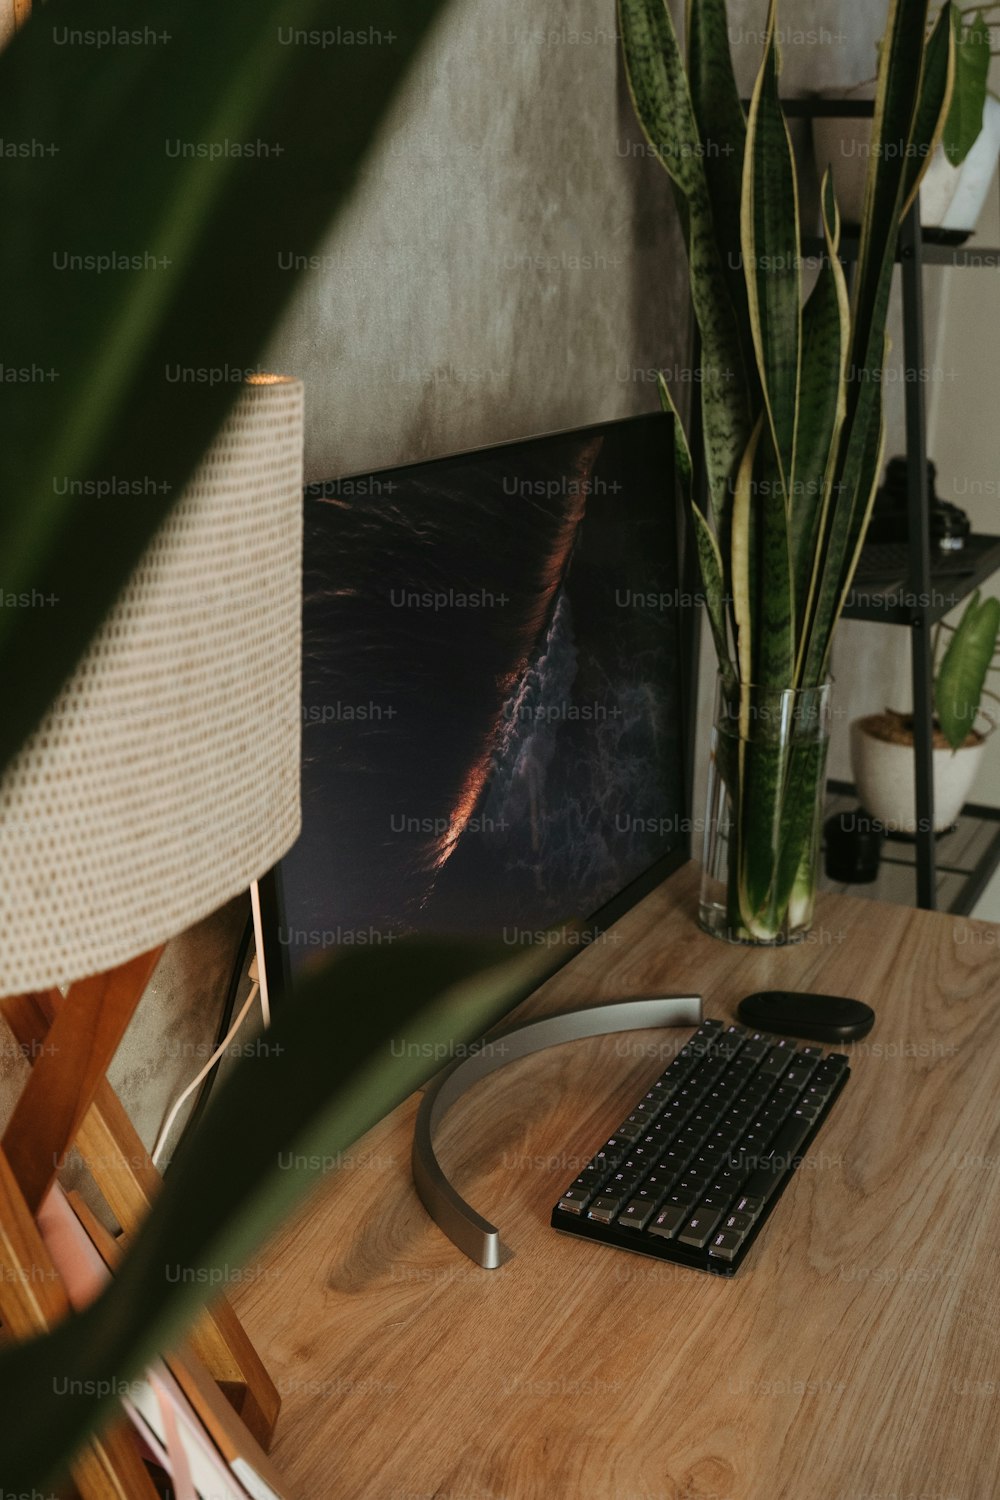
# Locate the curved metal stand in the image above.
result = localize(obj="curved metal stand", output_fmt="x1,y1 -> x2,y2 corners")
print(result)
412,994 -> 703,1268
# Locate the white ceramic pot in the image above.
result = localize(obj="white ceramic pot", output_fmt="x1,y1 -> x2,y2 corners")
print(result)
813,93 -> 1000,236
850,716 -> 986,835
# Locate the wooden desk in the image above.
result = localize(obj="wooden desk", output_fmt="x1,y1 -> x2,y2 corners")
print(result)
235,864 -> 1000,1499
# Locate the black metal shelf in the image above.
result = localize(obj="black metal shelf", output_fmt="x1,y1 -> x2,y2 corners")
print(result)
843,534 -> 1000,624
802,229 -> 1000,267
792,96 -> 1000,910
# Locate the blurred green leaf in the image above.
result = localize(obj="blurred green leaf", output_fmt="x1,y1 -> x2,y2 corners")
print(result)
943,5 -> 990,164
0,936 -> 550,1489
0,0 -> 450,780
936,590 -> 1000,749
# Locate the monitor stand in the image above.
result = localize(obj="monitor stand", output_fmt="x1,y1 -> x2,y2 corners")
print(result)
411,994 -> 702,1268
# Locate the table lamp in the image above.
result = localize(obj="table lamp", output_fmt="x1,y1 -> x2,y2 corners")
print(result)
0,374 -> 305,1497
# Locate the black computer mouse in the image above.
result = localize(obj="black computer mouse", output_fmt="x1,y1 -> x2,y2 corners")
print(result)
737,990 -> 875,1043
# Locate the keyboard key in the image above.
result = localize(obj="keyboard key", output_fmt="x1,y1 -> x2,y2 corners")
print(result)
632,1173 -> 670,1200
648,1203 -> 688,1240
708,1229 -> 744,1262
733,1193 -> 764,1219
587,1195 -> 623,1224
722,1209 -> 754,1234
594,1138 -> 627,1170
678,1205 -> 724,1248
739,1038 -> 770,1062
665,1185 -> 698,1207
619,1198 -> 657,1230
557,1186 -> 592,1214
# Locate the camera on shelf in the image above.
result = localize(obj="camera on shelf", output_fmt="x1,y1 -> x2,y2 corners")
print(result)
868,457 -> 971,552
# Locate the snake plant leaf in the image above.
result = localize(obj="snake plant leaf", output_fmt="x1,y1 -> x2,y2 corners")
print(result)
0,0 -> 449,782
657,371 -> 694,499
740,0 -> 801,507
943,4 -> 990,165
801,339 -> 888,686
685,0 -> 753,379
731,417 -> 764,713
618,0 -> 752,526
903,1 -> 958,210
755,431 -> 795,687
657,373 -> 734,681
801,0 -> 936,685
936,591 -> 1000,749
693,505 -> 734,682
828,365 -> 888,653
850,0 -> 934,405
0,936 -> 552,1490
792,173 -> 850,659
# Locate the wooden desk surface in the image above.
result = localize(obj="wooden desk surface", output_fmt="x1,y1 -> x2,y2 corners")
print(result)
236,864 -> 1000,1500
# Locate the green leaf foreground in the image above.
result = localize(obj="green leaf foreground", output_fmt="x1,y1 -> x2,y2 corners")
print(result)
936,591 -> 1000,749
0,939 -> 554,1490
620,0 -> 954,937
0,0 -> 451,781
943,5 -> 991,164
0,0 -> 519,1485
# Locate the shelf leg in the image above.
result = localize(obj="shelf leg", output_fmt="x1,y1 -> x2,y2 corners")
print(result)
900,204 -> 937,909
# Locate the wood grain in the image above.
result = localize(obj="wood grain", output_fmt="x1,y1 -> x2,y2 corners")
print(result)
234,862 -> 1000,1500
67,1191 -> 298,1500
1,949 -> 163,1214
0,966 -> 281,1451
0,1148 -> 159,1499
77,1079 -> 281,1447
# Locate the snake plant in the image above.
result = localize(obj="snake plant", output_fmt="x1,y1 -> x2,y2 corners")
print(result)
619,0 -> 956,940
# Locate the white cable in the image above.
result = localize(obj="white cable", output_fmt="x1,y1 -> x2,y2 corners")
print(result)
249,879 -> 271,1030
151,980 -> 260,1168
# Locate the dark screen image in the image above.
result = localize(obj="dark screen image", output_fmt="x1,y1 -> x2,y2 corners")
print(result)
276,414 -> 687,976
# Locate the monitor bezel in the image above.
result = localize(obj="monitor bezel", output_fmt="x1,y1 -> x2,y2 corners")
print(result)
257,408 -> 697,1009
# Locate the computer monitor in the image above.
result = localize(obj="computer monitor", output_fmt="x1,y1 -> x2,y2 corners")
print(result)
259,411 -> 694,1001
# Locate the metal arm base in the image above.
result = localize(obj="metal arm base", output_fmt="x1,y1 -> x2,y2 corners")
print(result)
411,994 -> 703,1268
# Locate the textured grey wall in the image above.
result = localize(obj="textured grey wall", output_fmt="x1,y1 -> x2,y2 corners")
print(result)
265,0 -> 688,482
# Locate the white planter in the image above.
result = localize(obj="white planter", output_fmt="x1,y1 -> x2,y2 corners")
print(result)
813,93 -> 1000,236
850,716 -> 986,835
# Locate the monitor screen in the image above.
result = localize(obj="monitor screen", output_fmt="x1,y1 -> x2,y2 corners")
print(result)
267,411 -> 691,990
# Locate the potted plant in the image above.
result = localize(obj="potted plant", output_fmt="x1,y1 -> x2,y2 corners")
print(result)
618,0 -> 954,943
814,5 -> 1000,238
851,589 -> 1000,832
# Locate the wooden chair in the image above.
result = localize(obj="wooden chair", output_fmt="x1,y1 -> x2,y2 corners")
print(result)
0,949 -> 289,1498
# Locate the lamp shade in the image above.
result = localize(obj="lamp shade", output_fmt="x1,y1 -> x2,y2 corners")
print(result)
0,377 -> 304,995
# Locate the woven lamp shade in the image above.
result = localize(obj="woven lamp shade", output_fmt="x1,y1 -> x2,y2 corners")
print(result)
0,377 -> 305,996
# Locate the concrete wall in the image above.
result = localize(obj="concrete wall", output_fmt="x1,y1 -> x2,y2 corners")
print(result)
265,0 -> 687,482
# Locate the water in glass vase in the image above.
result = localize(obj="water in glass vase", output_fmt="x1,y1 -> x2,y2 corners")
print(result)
699,676 -> 833,945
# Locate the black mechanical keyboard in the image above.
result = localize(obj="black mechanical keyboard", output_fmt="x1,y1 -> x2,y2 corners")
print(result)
551,1017 -> 850,1276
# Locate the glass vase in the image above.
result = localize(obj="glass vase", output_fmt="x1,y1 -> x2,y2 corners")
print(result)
698,676 -> 833,945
